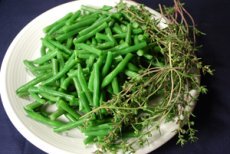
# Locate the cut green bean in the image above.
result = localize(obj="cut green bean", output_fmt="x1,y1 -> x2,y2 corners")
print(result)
79,91 -> 91,112
125,70 -> 141,80
29,86 -> 76,103
102,53 -> 133,88
128,63 -> 140,72
102,51 -> 113,77
64,113 -> 77,122
125,24 -> 132,45
66,37 -> 73,49
95,33 -> 110,41
55,27 -> 85,42
88,68 -> 94,92
77,64 -> 93,105
60,77 -> 72,90
54,119 -> 85,132
105,27 -> 116,44
115,42 -> 147,55
43,12 -> 73,33
84,136 -> 96,144
93,62 -> 100,107
25,101 -> 43,111
58,99 -> 80,120
16,73 -> 52,96
78,16 -> 111,36
63,16 -> 98,33
25,109 -> 64,127
49,108 -> 66,120
66,10 -> 81,25
32,49 -> 58,65
111,77 -> 120,94
42,59 -> 78,86
75,43 -> 102,56
46,38 -> 72,55
30,92 -> 46,104
75,22 -> 108,43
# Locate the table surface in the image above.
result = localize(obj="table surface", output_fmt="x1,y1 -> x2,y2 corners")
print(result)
0,0 -> 230,154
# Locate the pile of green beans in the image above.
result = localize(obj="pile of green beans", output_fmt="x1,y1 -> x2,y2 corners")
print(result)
16,5 -> 160,146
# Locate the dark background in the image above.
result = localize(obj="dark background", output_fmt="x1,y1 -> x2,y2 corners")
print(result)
0,0 -> 229,154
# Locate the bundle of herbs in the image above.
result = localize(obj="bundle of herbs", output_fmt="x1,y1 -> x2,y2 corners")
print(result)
81,0 -> 213,153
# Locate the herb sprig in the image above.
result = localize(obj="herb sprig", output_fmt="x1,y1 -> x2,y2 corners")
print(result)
82,0 -> 213,153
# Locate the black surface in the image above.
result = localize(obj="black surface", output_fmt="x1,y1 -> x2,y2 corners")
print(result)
0,0 -> 229,154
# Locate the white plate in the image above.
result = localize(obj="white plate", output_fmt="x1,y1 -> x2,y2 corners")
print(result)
0,0 -> 181,153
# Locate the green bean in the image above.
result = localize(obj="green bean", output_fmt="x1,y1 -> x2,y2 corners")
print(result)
55,27 -> 85,42
24,101 -> 43,111
96,41 -> 114,49
95,33 -> 110,41
115,42 -> 147,55
30,92 -> 46,104
132,28 -> 143,34
134,35 -> 139,44
32,49 -> 58,65
47,21 -> 65,35
66,10 -> 81,25
42,59 -> 78,86
105,27 -> 116,45
84,129 -> 110,136
84,123 -> 113,131
86,56 -> 95,69
54,119 -> 85,132
111,77 -> 120,94
52,59 -> 59,76
84,136 -> 96,144
46,38 -> 72,55
25,109 -> 64,127
43,12 -> 73,33
108,43 -> 128,52
63,16 -> 98,33
125,24 -> 132,45
91,38 -> 97,46
114,55 -> 123,63
29,86 -> 76,103
77,64 -> 93,104
40,45 -> 46,56
79,92 -> 91,112
102,51 -> 113,77
64,113 -> 77,122
88,68 -> 94,92
16,73 -> 52,96
60,77 -> 72,90
132,22 -> 139,28
39,92 -> 59,102
49,108 -> 65,120
112,23 -> 123,34
101,5 -> 113,11
102,53 -> 133,88
75,22 -> 108,43
143,53 -> 153,60
125,70 -> 141,80
128,63 -> 140,72
58,99 -> 80,120
23,60 -> 40,76
75,43 -> 102,56
72,76 -> 83,110
78,16 -> 110,36
137,50 -> 144,56
93,62 -> 100,107
66,37 -> 73,49
113,33 -> 126,39
33,64 -> 52,71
